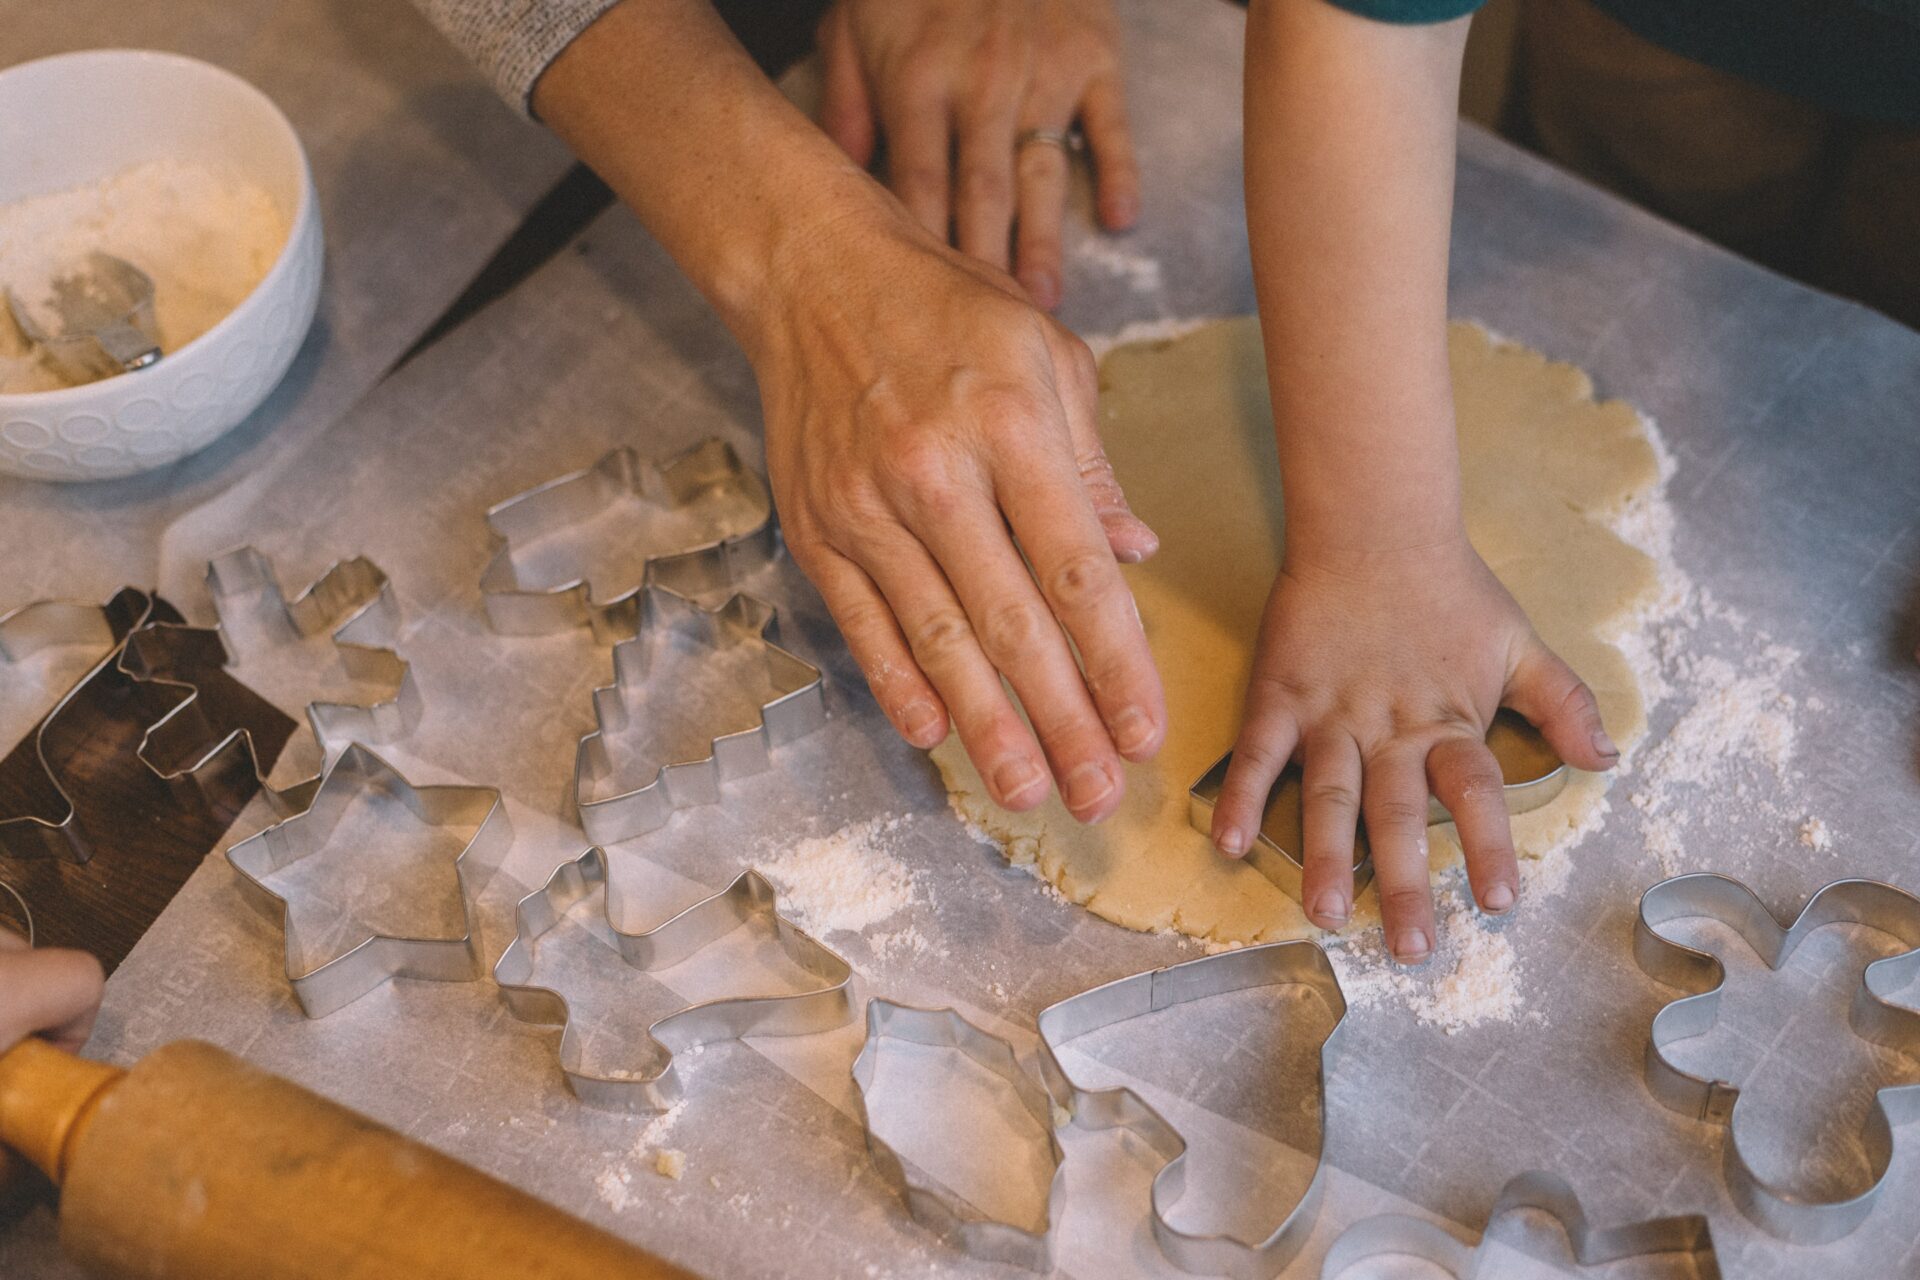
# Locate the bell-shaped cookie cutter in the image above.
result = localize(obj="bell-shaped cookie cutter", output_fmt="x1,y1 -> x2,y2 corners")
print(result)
119,547 -> 421,817
480,438 -> 778,642
1634,872 -> 1920,1244
493,846 -> 855,1112
1319,1170 -> 1720,1278
226,743 -> 511,1018
1036,941 -> 1347,1279
574,586 -> 826,846
1189,709 -> 1567,901
850,1000 -> 1067,1272
0,586 -> 158,862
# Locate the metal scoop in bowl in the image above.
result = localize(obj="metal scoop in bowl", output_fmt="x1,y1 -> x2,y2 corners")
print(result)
6,251 -> 162,386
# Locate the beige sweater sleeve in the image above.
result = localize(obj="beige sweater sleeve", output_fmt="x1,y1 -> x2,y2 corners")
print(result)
410,0 -> 623,116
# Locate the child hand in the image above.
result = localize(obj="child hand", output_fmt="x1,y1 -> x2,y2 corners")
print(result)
1205,538 -> 1619,963
0,929 -> 104,1219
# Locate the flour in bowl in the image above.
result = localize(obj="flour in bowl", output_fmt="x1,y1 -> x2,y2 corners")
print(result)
0,158 -> 289,392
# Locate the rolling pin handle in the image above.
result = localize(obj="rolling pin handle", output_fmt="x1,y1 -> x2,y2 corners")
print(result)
0,1038 -> 124,1185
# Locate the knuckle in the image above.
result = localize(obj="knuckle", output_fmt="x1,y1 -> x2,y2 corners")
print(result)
1454,771 -> 1507,805
1368,797 -> 1430,831
959,164 -> 1013,207
1041,549 -> 1115,614
1380,886 -> 1433,917
911,607 -> 976,667
877,432 -> 961,505
1304,780 -> 1359,812
978,598 -> 1054,663
896,162 -> 950,198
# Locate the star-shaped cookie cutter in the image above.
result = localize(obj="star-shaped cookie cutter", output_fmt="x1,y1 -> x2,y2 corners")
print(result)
851,1000 -> 1067,1272
1036,941 -> 1347,1279
574,586 -> 826,846
493,845 -> 855,1112
1634,872 -> 1920,1244
1318,1171 -> 1720,1278
481,438 -> 778,642
226,742 -> 511,1018
119,547 -> 421,817
1189,709 -> 1567,901
0,586 -> 158,862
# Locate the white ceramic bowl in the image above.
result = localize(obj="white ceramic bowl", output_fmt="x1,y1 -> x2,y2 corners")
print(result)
0,49 -> 322,482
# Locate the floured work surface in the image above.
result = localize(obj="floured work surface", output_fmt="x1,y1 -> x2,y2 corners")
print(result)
938,318 -> 1663,949
4,1 -> 1918,1277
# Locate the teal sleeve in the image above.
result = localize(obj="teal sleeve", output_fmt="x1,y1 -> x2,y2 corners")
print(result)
1319,0 -> 1485,21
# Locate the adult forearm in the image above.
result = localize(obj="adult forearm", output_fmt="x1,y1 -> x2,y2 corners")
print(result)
1243,0 -> 1469,559
531,0 -> 888,354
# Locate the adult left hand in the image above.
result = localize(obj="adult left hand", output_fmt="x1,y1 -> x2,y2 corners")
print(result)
815,0 -> 1141,309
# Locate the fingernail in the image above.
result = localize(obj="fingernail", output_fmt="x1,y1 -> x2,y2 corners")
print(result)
1109,705 -> 1157,756
1482,884 -> 1515,914
993,758 -> 1047,806
1592,728 -> 1620,760
1062,761 -> 1116,815
1310,893 -> 1350,928
1024,272 -> 1060,309
1391,929 -> 1432,965
900,701 -> 941,746
1107,194 -> 1139,226
1216,826 -> 1247,857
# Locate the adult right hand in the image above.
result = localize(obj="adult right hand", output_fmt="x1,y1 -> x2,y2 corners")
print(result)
749,207 -> 1166,822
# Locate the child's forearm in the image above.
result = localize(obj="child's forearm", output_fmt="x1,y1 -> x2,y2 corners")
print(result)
1243,0 -> 1470,563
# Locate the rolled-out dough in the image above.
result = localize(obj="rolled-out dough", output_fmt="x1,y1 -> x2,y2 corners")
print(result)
936,320 -> 1662,945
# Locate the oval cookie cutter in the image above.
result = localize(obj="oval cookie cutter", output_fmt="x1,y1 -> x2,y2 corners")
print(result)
1189,709 -> 1567,901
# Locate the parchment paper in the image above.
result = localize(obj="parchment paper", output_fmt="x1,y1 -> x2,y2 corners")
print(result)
4,2 -> 1918,1277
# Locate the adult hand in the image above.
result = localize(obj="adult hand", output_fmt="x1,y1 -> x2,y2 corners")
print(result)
816,0 -> 1140,308
0,928 -> 105,1220
1205,539 -> 1618,963
752,208 -> 1165,822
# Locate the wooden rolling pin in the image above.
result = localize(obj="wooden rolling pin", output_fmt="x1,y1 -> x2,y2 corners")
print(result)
0,1036 -> 697,1280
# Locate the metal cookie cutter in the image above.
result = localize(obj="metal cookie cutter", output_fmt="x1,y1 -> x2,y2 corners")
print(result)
1634,872 -> 1920,1244
120,548 -> 421,817
493,846 -> 855,1112
575,586 -> 826,845
0,586 -> 157,862
481,438 -> 777,641
1036,941 -> 1348,1279
1319,1171 -> 1720,1279
851,1000 -> 1067,1272
1189,709 -> 1567,901
226,743 -> 511,1018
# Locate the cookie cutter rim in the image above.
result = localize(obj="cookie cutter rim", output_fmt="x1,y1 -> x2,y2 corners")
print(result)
850,999 -> 1068,1272
1633,871 -> 1920,1244
119,547 -> 421,817
493,845 -> 856,1112
574,585 -> 827,846
1036,940 -> 1348,1279
480,437 -> 778,642
225,742 -> 511,1019
1318,1170 -> 1721,1279
1188,709 -> 1569,901
0,585 -> 156,863
0,878 -> 33,946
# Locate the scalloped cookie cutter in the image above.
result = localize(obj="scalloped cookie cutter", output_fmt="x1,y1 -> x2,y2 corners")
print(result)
1634,872 -> 1920,1244
1037,941 -> 1347,1279
1319,1171 -> 1720,1279
0,586 -> 157,862
1189,709 -> 1567,901
493,846 -> 855,1112
481,438 -> 777,641
851,1000 -> 1067,1272
119,547 -> 420,818
575,586 -> 826,846
226,743 -> 511,1018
